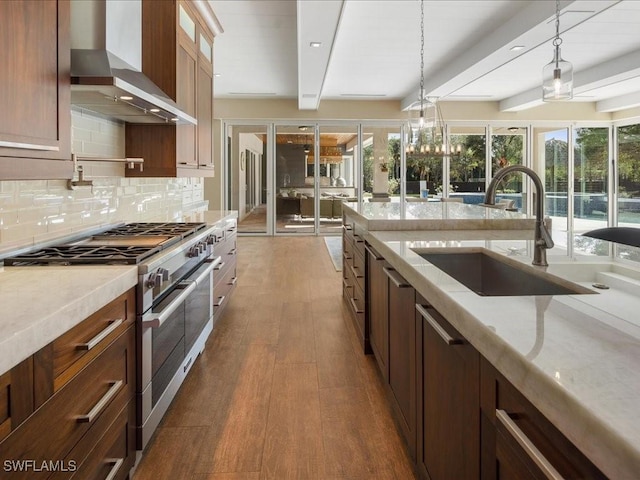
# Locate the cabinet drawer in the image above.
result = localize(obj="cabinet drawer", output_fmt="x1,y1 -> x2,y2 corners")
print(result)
50,399 -> 135,480
350,247 -> 365,292
51,289 -> 135,392
352,231 -> 365,258
213,251 -> 236,284
213,266 -> 237,318
0,326 -> 135,476
480,359 -> 605,480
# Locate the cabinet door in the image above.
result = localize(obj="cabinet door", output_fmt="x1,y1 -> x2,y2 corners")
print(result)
366,244 -> 389,380
480,359 -> 606,480
0,0 -> 72,179
416,303 -> 479,480
387,267 -> 416,458
176,39 -> 197,169
197,47 -> 214,171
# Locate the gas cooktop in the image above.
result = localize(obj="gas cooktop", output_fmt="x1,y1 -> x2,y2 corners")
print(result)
3,222 -> 208,266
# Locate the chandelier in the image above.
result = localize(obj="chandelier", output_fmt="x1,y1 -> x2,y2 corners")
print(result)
406,0 -> 459,157
542,0 -> 573,101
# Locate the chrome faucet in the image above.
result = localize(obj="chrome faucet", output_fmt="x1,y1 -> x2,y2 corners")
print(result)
484,165 -> 554,266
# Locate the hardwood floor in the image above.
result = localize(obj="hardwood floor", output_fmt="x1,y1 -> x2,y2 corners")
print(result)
133,236 -> 417,480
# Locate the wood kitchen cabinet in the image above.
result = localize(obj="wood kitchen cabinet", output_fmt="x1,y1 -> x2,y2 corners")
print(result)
126,0 -> 215,178
415,298 -> 480,480
212,218 -> 238,322
0,0 -> 72,180
0,358 -> 34,443
342,223 -> 369,353
366,243 -> 389,380
480,359 -> 606,480
0,289 -> 136,480
387,266 -> 416,459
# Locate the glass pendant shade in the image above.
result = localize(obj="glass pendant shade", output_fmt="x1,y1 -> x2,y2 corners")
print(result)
542,46 -> 573,101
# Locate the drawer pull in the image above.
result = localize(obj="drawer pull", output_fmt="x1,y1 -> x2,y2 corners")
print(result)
349,297 -> 364,314
496,409 -> 563,480
214,295 -> 226,307
383,267 -> 410,288
229,248 -> 237,256
76,319 -> 123,351
350,264 -> 363,279
104,458 -> 124,480
214,261 -> 226,271
416,304 -> 463,346
342,278 -> 352,289
228,276 -> 237,286
343,252 -> 353,261
77,380 -> 123,423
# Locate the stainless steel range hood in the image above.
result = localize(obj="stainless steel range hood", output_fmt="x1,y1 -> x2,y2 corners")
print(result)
70,0 -> 196,126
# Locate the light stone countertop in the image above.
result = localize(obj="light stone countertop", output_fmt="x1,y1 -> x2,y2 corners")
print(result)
342,201 -> 536,230
364,228 -> 640,480
0,265 -> 138,375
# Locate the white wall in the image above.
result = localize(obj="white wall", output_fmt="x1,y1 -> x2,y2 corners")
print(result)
0,109 -> 207,254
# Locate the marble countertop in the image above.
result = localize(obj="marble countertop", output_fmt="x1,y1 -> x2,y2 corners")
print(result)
365,229 -> 640,479
0,265 -> 138,375
342,201 -> 536,230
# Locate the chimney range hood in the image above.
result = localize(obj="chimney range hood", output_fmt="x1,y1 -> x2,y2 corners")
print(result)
70,0 -> 196,126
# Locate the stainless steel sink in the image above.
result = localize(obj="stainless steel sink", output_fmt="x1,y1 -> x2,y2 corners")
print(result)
415,250 -> 594,296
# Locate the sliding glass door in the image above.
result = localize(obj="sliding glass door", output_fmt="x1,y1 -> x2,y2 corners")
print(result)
227,124 -> 270,235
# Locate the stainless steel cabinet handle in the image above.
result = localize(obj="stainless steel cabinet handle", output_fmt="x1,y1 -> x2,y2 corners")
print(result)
213,295 -> 226,307
214,261 -> 226,271
496,409 -> 564,480
76,380 -> 123,423
228,276 -> 237,286
76,319 -> 123,351
104,458 -> 124,480
349,297 -> 364,314
343,252 -> 353,260
342,278 -> 352,289
178,162 -> 198,166
416,304 -> 463,346
0,140 -> 59,151
383,266 -> 410,288
228,248 -> 237,255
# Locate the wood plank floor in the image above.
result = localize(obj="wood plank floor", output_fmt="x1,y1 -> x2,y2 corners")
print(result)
133,236 -> 417,480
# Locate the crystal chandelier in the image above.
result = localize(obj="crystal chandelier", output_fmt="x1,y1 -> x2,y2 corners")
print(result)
542,0 -> 573,101
406,0 -> 459,157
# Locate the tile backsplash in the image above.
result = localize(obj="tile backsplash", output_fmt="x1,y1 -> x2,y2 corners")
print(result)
0,109 -> 207,253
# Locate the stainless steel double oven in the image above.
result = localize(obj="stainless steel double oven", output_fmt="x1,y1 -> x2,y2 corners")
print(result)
3,222 -> 222,451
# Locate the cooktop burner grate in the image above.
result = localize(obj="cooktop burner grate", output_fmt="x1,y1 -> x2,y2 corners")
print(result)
100,222 -> 207,238
3,245 -> 162,266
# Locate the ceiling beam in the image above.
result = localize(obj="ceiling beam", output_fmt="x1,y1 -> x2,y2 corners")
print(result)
297,0 -> 345,110
597,91 -> 640,113
501,49 -> 640,112
401,0 -> 577,110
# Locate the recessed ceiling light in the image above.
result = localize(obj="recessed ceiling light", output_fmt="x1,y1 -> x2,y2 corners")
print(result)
510,45 -> 525,51
310,42 -> 322,48
214,73 -> 221,77
149,108 -> 160,113
170,117 -> 179,122
119,95 -> 134,101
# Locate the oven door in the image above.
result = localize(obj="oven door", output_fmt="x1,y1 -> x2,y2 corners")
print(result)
138,255 -> 220,449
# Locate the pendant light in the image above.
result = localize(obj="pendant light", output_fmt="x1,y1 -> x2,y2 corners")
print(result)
405,0 -> 461,157
542,0 -> 573,101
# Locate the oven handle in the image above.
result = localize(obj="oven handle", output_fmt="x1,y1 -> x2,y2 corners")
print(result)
197,256 -> 221,284
143,282 -> 197,328
143,256 -> 221,328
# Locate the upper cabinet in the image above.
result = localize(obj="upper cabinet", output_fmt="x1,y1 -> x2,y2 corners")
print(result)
126,1 -> 215,178
0,0 -> 72,180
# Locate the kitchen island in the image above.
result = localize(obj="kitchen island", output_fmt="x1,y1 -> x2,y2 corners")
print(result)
342,201 -> 640,479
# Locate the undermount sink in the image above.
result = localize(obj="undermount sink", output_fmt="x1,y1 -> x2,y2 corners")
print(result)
414,250 -> 595,297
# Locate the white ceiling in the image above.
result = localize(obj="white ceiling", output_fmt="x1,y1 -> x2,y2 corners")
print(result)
208,0 -> 640,113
